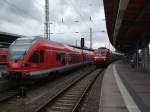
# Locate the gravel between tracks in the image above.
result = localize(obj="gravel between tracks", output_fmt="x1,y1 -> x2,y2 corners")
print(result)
79,70 -> 104,112
38,69 -> 102,112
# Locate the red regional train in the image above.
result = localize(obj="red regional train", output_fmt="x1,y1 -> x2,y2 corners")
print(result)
0,50 -> 8,65
2,36 -> 94,79
94,47 -> 111,67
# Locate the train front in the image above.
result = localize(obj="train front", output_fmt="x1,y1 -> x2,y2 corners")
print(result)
94,47 -> 110,67
2,37 -> 36,80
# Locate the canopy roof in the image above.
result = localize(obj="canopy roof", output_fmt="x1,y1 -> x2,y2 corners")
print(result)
0,32 -> 21,48
103,0 -> 150,53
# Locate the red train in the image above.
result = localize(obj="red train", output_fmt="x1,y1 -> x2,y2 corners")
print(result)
2,37 -> 94,79
94,47 -> 111,67
0,50 -> 8,65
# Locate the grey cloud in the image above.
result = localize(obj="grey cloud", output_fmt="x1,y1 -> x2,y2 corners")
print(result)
0,0 -> 111,49
0,0 -> 42,24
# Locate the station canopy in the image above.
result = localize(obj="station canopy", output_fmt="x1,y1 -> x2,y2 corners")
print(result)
0,32 -> 21,48
103,0 -> 150,53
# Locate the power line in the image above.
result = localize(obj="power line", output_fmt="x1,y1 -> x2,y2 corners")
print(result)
50,31 -> 105,35
65,0 -> 90,27
67,0 -> 95,26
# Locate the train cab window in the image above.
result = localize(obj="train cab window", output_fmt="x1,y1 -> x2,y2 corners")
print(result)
29,51 -> 39,63
40,50 -> 44,63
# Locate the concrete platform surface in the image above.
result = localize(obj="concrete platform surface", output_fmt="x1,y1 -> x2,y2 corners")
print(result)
116,61 -> 150,112
100,60 -> 150,112
100,64 -> 128,112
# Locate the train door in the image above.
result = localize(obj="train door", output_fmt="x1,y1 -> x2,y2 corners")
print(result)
39,49 -> 45,68
56,52 -> 66,66
47,49 -> 55,68
45,49 -> 55,68
28,50 -> 40,68
44,49 -> 50,67
63,53 -> 68,65
28,50 -> 45,69
65,53 -> 70,65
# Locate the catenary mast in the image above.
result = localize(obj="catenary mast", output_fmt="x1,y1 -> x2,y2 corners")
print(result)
45,0 -> 50,40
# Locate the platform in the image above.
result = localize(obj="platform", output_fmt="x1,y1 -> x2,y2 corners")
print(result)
100,60 -> 150,112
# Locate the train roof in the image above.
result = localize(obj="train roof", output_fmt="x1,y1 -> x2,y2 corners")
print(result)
94,47 -> 110,51
69,45 -> 94,51
12,36 -> 93,54
12,36 -> 64,46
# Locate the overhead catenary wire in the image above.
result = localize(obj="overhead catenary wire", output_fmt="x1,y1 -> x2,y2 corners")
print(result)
63,0 -> 96,49
64,0 -> 93,27
71,0 -> 95,25
2,0 -> 103,42
50,31 -> 105,35
68,1 -> 98,26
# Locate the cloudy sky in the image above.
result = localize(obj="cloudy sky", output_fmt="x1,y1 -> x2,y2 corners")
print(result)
0,0 -> 114,50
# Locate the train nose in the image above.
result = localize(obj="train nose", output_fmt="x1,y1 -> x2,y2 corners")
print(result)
9,61 -> 22,69
11,63 -> 20,68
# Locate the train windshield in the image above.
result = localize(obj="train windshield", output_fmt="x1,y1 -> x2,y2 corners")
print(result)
9,45 -> 31,60
95,49 -> 106,56
15,39 -> 33,44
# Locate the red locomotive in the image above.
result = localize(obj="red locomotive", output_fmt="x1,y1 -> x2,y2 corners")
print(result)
94,47 -> 111,67
2,37 -> 94,79
0,50 -> 8,65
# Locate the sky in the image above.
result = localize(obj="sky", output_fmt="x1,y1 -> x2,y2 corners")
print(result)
0,0 -> 114,50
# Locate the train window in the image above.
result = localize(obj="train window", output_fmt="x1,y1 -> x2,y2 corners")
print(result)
95,49 -> 106,56
56,53 -> 65,64
29,51 -> 39,63
70,54 -> 80,63
40,50 -> 44,63
56,53 -> 61,62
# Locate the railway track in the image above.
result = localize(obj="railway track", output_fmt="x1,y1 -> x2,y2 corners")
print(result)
0,66 -> 96,112
0,87 -> 19,103
0,67 -> 89,104
34,69 -> 103,112
0,79 -> 34,104
0,79 -> 20,104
